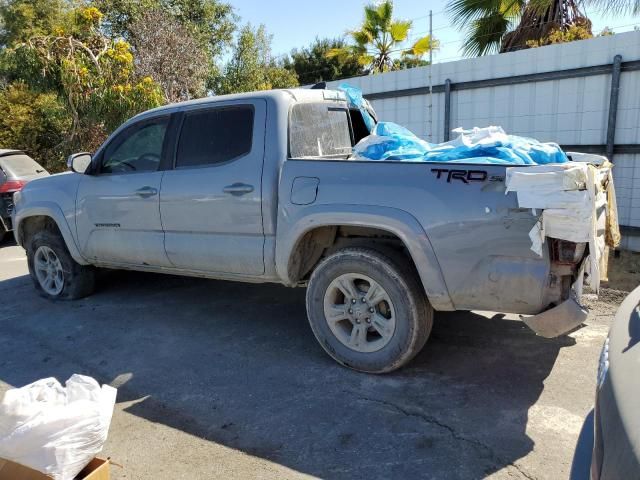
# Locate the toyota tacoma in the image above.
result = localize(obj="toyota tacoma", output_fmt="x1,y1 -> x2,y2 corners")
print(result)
12,88 -> 606,372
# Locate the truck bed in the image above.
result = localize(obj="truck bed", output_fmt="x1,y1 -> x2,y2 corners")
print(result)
279,159 -> 552,314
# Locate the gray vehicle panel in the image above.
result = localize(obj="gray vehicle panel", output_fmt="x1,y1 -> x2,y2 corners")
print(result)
279,159 -> 548,314
160,98 -> 267,275
74,112 -> 173,266
13,88 -> 573,319
274,201 -> 455,311
76,170 -> 170,266
12,172 -> 88,264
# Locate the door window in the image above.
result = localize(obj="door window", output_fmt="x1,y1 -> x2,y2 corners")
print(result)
175,106 -> 254,168
100,117 -> 168,174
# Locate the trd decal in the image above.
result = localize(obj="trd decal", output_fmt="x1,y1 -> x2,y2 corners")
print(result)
431,168 -> 488,184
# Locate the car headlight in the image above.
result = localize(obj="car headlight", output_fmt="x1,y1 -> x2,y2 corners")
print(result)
597,337 -> 609,389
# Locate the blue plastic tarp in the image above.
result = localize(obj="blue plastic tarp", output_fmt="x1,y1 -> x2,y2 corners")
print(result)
336,84 -> 567,165
338,83 -> 376,132
353,122 -> 568,165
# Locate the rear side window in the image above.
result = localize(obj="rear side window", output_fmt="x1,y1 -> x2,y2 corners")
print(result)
0,154 -> 46,177
176,106 -> 254,168
289,103 -> 353,159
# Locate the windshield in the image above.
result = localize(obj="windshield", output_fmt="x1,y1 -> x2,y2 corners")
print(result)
0,154 -> 47,178
289,103 -> 353,159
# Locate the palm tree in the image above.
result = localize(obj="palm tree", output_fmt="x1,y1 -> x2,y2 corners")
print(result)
447,0 -> 593,56
588,0 -> 640,14
327,0 -> 438,73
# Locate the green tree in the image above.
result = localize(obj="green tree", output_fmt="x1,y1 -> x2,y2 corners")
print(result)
393,56 -> 430,70
445,0 -> 610,55
0,2 -> 164,171
0,0 -> 275,170
129,9 -> 210,102
285,37 -> 363,85
326,0 -> 438,74
0,0 -> 64,46
95,0 -> 235,53
92,0 -> 158,38
214,24 -> 298,95
25,6 -> 164,132
163,0 -> 236,59
95,0 -> 235,88
525,18 -> 613,47
588,0 -> 640,14
0,82 -> 70,171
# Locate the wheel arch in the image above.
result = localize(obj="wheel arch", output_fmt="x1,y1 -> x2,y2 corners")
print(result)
15,204 -> 88,265
276,205 -> 454,311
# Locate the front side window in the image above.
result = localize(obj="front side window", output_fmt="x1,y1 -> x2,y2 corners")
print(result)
101,118 -> 168,174
289,103 -> 353,159
176,105 -> 254,168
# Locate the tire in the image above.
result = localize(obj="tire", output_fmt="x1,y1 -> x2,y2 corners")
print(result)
306,247 -> 433,373
26,229 -> 95,300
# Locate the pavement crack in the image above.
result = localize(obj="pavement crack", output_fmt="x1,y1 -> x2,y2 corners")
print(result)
352,393 -> 536,480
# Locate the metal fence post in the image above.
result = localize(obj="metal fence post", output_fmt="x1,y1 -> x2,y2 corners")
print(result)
606,55 -> 622,161
444,79 -> 452,142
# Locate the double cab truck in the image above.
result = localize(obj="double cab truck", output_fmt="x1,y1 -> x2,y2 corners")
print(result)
12,88 -> 592,373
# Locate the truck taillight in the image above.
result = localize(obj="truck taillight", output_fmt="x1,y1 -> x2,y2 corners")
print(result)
0,180 -> 27,193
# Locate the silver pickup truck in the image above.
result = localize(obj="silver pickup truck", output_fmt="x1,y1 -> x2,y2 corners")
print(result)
12,88 -> 590,373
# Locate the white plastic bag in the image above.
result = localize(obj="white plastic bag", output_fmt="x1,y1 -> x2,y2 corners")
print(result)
0,374 -> 117,480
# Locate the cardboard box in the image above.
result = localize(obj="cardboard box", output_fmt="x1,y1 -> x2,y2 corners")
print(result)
0,457 -> 110,480
76,458 -> 110,480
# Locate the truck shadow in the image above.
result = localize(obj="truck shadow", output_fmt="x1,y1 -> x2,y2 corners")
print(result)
0,269 -> 575,479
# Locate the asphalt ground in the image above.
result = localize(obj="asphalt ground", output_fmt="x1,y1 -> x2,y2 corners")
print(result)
0,238 -> 620,479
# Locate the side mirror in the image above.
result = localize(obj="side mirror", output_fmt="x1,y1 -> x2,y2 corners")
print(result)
67,152 -> 92,174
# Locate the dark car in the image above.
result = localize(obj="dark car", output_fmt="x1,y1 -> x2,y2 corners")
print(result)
571,285 -> 640,480
0,150 -> 48,241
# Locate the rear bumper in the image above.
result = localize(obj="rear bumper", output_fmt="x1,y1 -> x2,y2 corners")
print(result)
522,296 -> 589,338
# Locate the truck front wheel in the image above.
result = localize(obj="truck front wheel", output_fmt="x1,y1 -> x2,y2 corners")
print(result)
26,230 -> 95,300
306,247 -> 433,373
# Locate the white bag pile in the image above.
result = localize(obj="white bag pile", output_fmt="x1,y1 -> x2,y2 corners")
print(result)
505,155 -> 617,293
0,374 -> 117,480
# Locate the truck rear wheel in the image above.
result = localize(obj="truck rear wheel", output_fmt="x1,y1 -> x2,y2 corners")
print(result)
26,230 -> 95,300
306,247 -> 433,373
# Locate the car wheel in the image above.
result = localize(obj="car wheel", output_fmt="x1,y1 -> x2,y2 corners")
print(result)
306,247 -> 433,373
26,230 -> 95,300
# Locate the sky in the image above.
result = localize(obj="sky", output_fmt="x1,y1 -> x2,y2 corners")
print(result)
227,0 -> 640,64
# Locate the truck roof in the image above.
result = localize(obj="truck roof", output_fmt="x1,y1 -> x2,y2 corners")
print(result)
133,88 -> 345,121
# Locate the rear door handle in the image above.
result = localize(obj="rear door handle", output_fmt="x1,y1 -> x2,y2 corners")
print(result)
135,186 -> 158,198
223,183 -> 254,196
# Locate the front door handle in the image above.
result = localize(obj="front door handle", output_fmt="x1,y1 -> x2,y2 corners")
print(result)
223,183 -> 254,196
135,186 -> 158,198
